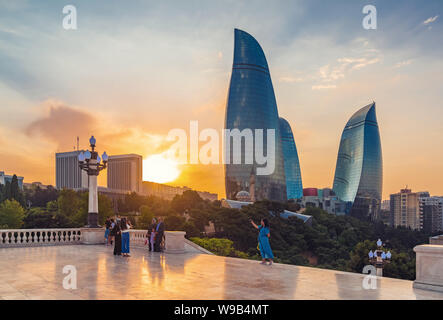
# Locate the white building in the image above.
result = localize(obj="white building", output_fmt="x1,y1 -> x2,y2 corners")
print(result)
0,171 -> 24,190
55,151 -> 88,190
107,154 -> 143,193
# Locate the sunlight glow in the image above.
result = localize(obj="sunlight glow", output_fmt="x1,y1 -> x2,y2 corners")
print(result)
143,154 -> 180,183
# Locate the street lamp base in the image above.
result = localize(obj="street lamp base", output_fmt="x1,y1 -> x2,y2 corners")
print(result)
81,227 -> 105,245
87,212 -> 99,228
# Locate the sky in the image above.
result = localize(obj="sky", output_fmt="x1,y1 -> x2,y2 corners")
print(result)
0,0 -> 442,200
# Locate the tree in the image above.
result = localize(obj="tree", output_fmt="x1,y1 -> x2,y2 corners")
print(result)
72,192 -> 114,226
10,175 -> 24,205
0,184 -> 4,203
98,194 -> 114,225
171,190 -> 204,213
183,221 -> 201,238
137,205 -> 154,229
58,189 -> 81,217
190,237 -> 249,258
3,181 -> 11,202
24,185 -> 59,208
164,215 -> 186,231
346,240 -> 376,274
23,207 -> 54,228
0,199 -> 25,229
187,209 -> 210,232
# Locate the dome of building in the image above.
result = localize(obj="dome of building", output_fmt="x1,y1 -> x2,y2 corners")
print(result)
236,191 -> 251,202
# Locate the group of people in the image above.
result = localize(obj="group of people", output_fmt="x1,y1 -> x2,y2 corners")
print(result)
146,217 -> 165,252
104,214 -> 273,265
104,216 -> 165,257
104,216 -> 132,256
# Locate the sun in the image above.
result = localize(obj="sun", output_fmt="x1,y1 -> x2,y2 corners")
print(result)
143,154 -> 180,184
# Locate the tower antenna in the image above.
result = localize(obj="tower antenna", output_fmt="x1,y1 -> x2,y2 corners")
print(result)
77,136 -> 79,151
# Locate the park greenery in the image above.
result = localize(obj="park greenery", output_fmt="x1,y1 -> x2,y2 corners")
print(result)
0,177 -> 434,280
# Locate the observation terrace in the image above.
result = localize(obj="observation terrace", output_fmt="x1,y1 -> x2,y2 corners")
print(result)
1,228 -> 443,300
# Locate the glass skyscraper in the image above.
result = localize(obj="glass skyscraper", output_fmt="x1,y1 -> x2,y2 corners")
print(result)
224,29 -> 287,202
279,118 -> 303,200
332,102 -> 383,220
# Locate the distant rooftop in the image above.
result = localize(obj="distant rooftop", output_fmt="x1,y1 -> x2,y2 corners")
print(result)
222,199 -> 313,224
1,245 -> 441,300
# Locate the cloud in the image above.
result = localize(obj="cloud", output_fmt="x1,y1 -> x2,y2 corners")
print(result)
312,53 -> 381,89
394,59 -> 413,68
312,84 -> 337,90
423,15 -> 439,25
26,100 -> 97,149
24,99 -> 172,157
279,76 -> 304,83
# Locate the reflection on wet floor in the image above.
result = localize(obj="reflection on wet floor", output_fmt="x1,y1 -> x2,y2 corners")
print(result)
0,245 -> 442,300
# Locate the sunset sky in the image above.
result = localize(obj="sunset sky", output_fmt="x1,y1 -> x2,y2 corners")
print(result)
0,0 -> 442,200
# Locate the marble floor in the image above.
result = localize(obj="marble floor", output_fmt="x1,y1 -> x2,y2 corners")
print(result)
0,245 -> 442,300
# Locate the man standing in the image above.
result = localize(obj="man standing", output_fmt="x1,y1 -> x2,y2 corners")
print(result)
154,217 -> 165,252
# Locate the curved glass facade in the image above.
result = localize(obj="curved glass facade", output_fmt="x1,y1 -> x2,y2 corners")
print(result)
279,118 -> 303,199
332,102 -> 383,220
224,29 -> 287,202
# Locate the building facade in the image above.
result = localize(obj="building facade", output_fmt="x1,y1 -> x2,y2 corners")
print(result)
422,197 -> 443,234
381,200 -> 390,211
332,102 -> 383,220
301,187 -> 348,215
55,151 -> 88,190
390,189 -> 430,230
421,196 -> 443,233
0,171 -> 24,190
107,154 -> 143,193
224,28 -> 287,202
279,118 -> 303,200
142,181 -> 217,201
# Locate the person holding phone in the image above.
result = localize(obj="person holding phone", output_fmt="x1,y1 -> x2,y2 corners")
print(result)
250,218 -> 274,265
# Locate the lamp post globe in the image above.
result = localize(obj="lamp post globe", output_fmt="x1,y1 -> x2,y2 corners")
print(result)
89,135 -> 96,147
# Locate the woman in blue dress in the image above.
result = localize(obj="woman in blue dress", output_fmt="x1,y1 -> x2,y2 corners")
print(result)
250,218 -> 274,265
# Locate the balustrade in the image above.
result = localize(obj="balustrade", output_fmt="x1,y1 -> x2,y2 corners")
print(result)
0,229 -> 82,247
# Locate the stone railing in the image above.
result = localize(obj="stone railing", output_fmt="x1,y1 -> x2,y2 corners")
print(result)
414,244 -> 443,292
430,235 -> 443,245
0,228 -> 187,253
129,230 -> 186,253
0,228 -> 82,248
129,229 -> 148,247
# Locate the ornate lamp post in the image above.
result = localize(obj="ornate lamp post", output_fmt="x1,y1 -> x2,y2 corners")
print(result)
78,136 -> 108,228
368,239 -> 392,277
